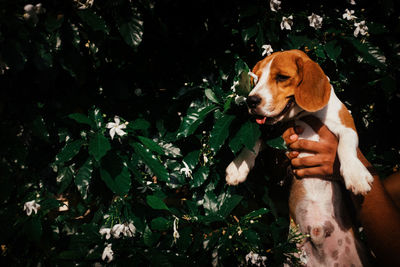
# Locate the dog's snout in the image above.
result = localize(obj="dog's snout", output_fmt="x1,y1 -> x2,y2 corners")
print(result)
246,95 -> 261,108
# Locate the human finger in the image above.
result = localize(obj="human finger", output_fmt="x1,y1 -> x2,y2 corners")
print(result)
288,139 -> 325,153
286,151 -> 299,160
291,156 -> 322,168
293,167 -> 339,180
282,126 -> 304,146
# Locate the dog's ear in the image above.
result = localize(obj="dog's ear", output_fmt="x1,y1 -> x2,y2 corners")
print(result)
295,58 -> 331,112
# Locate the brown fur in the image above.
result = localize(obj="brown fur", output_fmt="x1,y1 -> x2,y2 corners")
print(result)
339,104 -> 357,131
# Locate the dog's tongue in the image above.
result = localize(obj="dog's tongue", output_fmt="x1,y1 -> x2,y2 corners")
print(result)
255,117 -> 267,125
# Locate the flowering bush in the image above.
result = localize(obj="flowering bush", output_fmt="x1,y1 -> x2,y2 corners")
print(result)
1,0 -> 399,265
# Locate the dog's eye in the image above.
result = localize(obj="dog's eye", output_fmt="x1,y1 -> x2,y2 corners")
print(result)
276,74 -> 290,82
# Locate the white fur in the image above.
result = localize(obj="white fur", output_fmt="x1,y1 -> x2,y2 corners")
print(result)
226,81 -> 373,195
305,88 -> 373,195
249,59 -> 276,117
225,139 -> 262,185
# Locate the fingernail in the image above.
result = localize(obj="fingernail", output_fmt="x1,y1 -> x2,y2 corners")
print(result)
290,134 -> 297,141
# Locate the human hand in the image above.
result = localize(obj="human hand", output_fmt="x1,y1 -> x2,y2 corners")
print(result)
282,116 -> 341,179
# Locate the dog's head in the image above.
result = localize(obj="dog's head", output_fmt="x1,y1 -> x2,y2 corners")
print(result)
247,49 -> 331,124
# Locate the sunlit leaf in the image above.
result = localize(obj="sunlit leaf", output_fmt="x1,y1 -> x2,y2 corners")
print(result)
176,104 -> 218,139
132,142 -> 169,181
209,114 -> 235,153
229,121 -> 261,154
74,159 -> 93,199
55,139 -> 84,163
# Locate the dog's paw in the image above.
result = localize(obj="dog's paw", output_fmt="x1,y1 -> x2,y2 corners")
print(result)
341,159 -> 373,195
225,161 -> 249,186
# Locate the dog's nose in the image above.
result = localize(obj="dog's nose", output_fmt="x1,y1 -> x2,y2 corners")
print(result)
246,95 -> 261,108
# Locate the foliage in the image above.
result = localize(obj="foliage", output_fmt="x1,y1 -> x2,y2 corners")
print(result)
1,0 -> 399,265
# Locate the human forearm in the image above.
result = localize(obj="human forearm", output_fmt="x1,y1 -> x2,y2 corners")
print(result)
355,149 -> 400,266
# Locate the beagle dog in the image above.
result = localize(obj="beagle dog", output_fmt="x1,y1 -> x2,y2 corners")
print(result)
226,50 -> 373,266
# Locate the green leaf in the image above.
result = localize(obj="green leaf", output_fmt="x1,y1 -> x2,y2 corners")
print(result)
31,116 -> 49,142
56,139 -> 84,163
183,150 -> 201,169
74,159 -> 93,199
266,136 -> 287,150
325,40 -> 341,63
138,136 -> 164,155
190,166 -> 210,188
315,45 -> 326,60
288,34 -> 309,49
349,39 -> 385,68
88,107 -> 104,130
151,217 -> 170,231
205,89 -> 220,104
203,191 -> 218,215
56,166 -> 74,194
68,113 -> 95,128
176,104 -> 218,139
25,217 -> 42,243
218,194 -> 243,218
114,166 -> 131,195
132,142 -> 169,181
229,121 -> 261,154
99,166 -> 131,196
143,226 -> 161,247
100,168 -> 118,194
118,18 -> 144,48
77,9 -> 109,34
129,118 -> 150,131
241,208 -> 269,222
209,114 -> 235,153
89,133 -> 111,162
146,195 -> 169,211
241,25 -> 258,43
242,229 -> 260,244
45,14 -> 64,32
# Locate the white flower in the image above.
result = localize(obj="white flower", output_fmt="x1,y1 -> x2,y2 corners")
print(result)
75,0 -> 95,10
23,3 -> 45,24
230,80 -> 239,93
111,224 -> 124,238
261,44 -> 273,56
308,13 -> 323,29
106,116 -> 127,139
203,153 -> 209,164
234,96 -> 246,105
111,223 -> 136,238
124,222 -> 136,237
173,216 -> 180,244
23,200 -> 40,216
134,88 -> 142,96
280,15 -> 293,30
349,0 -> 356,5
99,227 -> 112,240
179,161 -> 192,178
101,244 -> 114,263
354,20 -> 368,37
343,9 -> 357,21
269,0 -> 281,12
245,251 -> 267,267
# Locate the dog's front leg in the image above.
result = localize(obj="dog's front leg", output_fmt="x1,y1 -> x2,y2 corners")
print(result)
336,128 -> 374,195
225,139 -> 263,185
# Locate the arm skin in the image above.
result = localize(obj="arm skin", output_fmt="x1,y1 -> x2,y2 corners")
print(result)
282,116 -> 400,266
